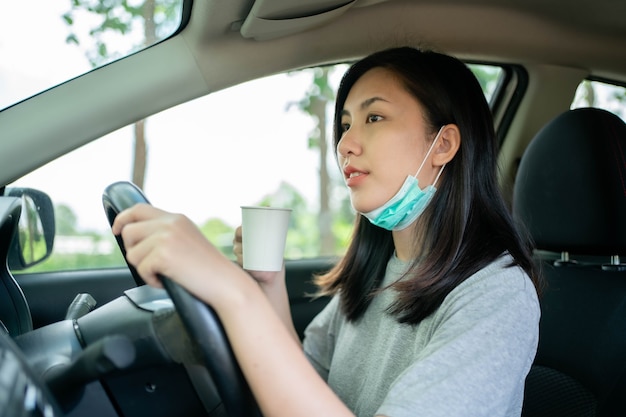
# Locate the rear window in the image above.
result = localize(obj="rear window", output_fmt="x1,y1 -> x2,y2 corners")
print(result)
571,79 -> 626,121
467,64 -> 505,105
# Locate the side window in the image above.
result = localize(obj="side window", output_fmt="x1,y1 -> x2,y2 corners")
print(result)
467,64 -> 505,105
571,79 -> 626,121
14,66 -> 351,273
13,63 -> 506,273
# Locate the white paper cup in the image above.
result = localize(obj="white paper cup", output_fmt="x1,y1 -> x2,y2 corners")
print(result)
241,206 -> 292,271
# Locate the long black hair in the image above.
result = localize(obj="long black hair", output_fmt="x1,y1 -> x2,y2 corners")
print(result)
315,46 -> 541,324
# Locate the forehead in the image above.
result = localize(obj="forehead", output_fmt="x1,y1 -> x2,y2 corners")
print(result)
342,67 -> 422,115
346,67 -> 402,100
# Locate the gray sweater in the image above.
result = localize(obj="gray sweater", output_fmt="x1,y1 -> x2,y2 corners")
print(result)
303,254 -> 540,417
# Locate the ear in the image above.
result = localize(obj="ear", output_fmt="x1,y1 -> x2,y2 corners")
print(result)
432,124 -> 461,166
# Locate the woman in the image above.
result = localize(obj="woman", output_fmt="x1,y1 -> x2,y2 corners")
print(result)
113,46 -> 542,417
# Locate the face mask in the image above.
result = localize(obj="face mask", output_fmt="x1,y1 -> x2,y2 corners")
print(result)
361,126 -> 446,231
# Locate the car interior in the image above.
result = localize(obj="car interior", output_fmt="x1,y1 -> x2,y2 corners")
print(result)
514,108 -> 626,416
0,0 -> 625,416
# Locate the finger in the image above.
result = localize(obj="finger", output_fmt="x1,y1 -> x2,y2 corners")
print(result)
132,243 -> 167,288
123,226 -> 159,271
119,215 -> 168,251
233,226 -> 244,266
124,225 -> 183,287
234,225 -> 242,243
111,204 -> 167,235
233,241 -> 244,266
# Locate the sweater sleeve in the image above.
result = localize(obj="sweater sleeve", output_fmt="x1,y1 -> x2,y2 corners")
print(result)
377,265 -> 540,417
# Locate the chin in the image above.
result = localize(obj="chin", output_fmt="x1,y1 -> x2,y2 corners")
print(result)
350,200 -> 381,215
349,188 -> 390,214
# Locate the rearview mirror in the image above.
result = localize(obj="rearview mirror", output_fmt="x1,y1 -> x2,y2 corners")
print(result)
5,187 -> 55,270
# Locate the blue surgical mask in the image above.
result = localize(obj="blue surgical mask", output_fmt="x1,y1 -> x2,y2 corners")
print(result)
361,126 -> 446,231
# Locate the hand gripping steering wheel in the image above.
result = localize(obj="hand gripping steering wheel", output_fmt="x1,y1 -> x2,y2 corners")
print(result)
102,181 -> 261,417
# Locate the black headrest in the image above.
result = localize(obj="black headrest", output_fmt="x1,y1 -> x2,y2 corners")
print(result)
513,107 -> 626,255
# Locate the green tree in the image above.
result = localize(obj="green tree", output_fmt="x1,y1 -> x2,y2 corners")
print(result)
62,0 -> 181,189
612,87 -> 626,119
578,80 -> 596,107
469,64 -> 502,103
200,218 -> 235,257
255,182 -> 321,258
289,66 -> 346,256
23,216 -> 125,273
55,204 -> 79,235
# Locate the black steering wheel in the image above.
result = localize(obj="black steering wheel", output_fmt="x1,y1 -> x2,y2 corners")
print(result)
102,181 -> 261,417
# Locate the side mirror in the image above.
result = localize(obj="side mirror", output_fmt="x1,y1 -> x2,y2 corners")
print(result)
5,187 -> 55,270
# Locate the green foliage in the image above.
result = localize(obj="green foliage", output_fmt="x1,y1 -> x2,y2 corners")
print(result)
200,218 -> 235,259
18,231 -> 47,266
287,66 -> 338,150
467,64 -> 503,103
26,252 -> 126,273
18,234 -> 126,274
62,0 -> 182,67
253,181 -> 353,259
55,204 -> 78,235
18,177 -> 355,274
14,204 -> 125,274
255,182 -> 317,257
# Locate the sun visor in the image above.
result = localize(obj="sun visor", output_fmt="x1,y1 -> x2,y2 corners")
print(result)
240,0 -> 356,40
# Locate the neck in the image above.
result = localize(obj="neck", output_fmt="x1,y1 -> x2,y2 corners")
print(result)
392,223 -> 419,261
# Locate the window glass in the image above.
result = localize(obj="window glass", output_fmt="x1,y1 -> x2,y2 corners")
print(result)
571,80 -> 626,121
0,0 -> 184,110
13,63 -> 505,273
467,64 -> 505,105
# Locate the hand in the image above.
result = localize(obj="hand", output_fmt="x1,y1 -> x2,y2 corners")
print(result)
112,203 -> 242,305
233,225 -> 284,285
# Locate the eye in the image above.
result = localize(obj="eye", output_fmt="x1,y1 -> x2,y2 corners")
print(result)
367,114 -> 383,123
340,121 -> 351,133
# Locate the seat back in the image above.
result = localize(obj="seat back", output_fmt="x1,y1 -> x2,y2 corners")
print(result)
0,197 -> 33,336
513,108 -> 626,416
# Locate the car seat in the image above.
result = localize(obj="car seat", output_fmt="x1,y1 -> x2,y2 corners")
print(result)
0,197 -> 33,336
513,107 -> 626,416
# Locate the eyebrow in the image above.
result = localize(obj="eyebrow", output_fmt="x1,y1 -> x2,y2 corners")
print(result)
341,96 -> 390,117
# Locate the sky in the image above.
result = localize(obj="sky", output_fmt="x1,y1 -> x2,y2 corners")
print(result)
0,2 -> 93,109
1,1 -> 345,231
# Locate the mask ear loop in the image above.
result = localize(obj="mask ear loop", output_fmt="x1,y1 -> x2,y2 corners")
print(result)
431,163 -> 446,187
414,125 -> 446,183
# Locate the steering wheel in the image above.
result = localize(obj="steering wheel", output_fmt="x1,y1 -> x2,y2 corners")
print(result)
102,181 -> 261,417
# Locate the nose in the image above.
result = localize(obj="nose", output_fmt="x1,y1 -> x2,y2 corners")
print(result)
336,127 -> 361,161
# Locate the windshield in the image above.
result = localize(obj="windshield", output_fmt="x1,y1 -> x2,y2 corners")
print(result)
0,0 -> 184,111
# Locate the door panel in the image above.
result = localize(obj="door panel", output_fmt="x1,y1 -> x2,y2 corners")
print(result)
284,258 -> 334,339
16,258 -> 335,335
17,269 -> 136,329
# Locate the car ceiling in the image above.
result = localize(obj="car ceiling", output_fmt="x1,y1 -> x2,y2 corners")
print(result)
0,0 -> 624,188
194,0 -> 626,79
